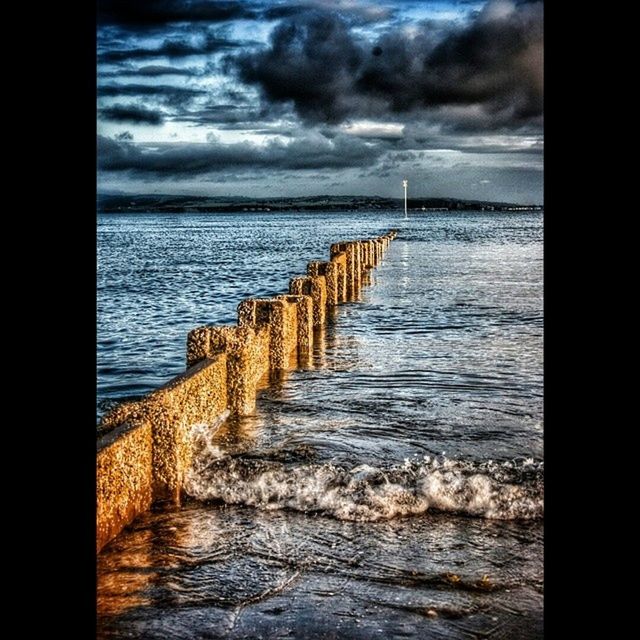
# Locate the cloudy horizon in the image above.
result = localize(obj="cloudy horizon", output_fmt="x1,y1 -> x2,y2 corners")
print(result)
97,0 -> 543,204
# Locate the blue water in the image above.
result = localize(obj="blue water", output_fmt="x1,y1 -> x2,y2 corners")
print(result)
97,210 -> 543,638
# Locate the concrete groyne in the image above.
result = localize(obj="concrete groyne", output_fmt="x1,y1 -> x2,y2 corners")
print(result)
97,230 -> 398,552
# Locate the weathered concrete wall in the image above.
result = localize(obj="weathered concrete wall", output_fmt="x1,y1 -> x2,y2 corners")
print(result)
208,326 -> 266,416
186,325 -> 213,369
332,241 -> 374,301
238,297 -> 299,370
290,275 -> 327,327
308,261 -> 339,307
97,419 -> 153,554
188,325 -> 270,390
97,229 -> 397,553
100,356 -> 228,505
346,244 -> 358,299
370,239 -> 377,267
361,241 -> 371,270
329,251 -> 347,303
97,355 -> 228,551
277,294 -> 314,360
355,243 -> 363,288
330,244 -> 349,296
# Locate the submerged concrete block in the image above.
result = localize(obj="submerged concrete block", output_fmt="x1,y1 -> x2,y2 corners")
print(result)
187,324 -> 271,412
290,275 -> 327,327
308,260 -> 339,306
238,298 -> 298,370
362,240 -> 373,270
329,251 -> 347,302
346,243 -> 359,299
277,294 -> 313,357
209,326 -> 264,416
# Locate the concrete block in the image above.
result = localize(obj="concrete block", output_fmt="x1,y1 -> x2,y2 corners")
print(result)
99,355 -> 228,505
238,298 -> 298,370
308,260 -> 339,306
96,419 -> 153,553
277,294 -> 313,357
329,251 -> 347,302
290,275 -> 326,327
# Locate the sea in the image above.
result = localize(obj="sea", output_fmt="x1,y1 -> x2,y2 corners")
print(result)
97,210 -> 543,639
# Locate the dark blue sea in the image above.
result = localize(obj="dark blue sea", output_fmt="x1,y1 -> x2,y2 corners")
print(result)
97,210 -> 543,639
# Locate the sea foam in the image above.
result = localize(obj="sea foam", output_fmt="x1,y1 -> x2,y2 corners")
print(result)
185,437 -> 543,521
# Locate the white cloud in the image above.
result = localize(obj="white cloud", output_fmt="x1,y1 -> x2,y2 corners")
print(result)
341,120 -> 405,138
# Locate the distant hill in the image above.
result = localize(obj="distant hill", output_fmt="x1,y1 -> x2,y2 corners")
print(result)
97,193 -> 543,214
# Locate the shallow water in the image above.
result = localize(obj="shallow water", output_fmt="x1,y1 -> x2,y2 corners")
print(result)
98,504 -> 542,639
97,210 -> 543,638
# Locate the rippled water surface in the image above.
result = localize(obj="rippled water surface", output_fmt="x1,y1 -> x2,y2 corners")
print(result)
97,211 -> 543,639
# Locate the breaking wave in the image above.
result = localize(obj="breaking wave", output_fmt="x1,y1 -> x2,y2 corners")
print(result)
184,431 -> 542,521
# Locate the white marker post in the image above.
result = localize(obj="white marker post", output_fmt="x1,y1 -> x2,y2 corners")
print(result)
402,179 -> 408,220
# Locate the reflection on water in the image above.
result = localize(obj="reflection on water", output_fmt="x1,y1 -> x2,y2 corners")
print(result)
97,211 -> 543,638
98,503 -> 542,639
97,528 -> 156,617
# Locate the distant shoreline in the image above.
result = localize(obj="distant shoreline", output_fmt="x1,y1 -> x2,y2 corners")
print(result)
97,194 -> 543,215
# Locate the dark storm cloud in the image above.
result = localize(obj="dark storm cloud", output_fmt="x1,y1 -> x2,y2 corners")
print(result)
402,133 -> 543,155
179,104 -> 266,125
99,33 -> 244,63
97,133 -> 383,176
98,1 -> 256,27
263,5 -> 309,20
233,1 -> 542,128
177,100 -> 292,126
233,12 -> 367,123
99,65 -> 199,78
262,1 -> 395,25
263,4 -> 310,20
96,1 -> 543,202
98,83 -> 206,103
416,1 -> 542,116
99,104 -> 165,125
135,65 -> 199,76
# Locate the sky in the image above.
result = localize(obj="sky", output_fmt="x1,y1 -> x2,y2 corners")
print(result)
97,0 -> 543,203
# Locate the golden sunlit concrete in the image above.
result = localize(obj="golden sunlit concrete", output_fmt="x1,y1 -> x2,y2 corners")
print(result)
97,231 -> 397,553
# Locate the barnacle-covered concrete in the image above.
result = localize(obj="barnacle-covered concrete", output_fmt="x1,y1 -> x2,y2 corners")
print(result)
97,230 -> 398,552
289,275 -> 327,327
329,251 -> 347,302
97,419 -> 153,553
97,355 -> 227,551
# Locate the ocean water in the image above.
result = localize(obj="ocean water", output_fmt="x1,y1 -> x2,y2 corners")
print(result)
97,211 -> 543,639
